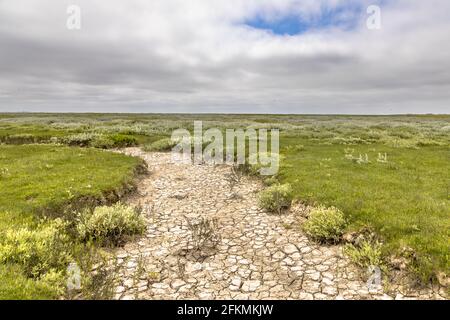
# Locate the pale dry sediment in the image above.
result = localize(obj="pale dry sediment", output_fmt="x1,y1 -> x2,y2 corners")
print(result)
112,148 -> 446,300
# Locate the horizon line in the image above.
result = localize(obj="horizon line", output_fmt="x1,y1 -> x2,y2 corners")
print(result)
1,112 -> 449,117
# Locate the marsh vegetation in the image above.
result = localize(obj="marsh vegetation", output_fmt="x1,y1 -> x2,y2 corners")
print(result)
0,113 -> 448,297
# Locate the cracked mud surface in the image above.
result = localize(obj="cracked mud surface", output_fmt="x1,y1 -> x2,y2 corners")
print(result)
112,148 -> 446,300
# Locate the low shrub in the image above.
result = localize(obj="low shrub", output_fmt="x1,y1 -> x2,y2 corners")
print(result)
0,133 -> 54,145
63,133 -> 137,149
415,138 -> 444,147
258,183 -> 293,214
248,152 -> 281,176
303,206 -> 346,242
143,138 -> 178,152
233,153 -> 282,177
233,162 -> 255,176
263,176 -> 279,186
332,137 -> 371,145
108,134 -> 137,148
184,216 -> 221,253
0,219 -> 72,278
70,244 -> 119,299
284,144 -> 305,152
3,134 -> 37,144
76,202 -> 146,245
90,135 -> 116,149
0,167 -> 9,179
344,240 -> 385,270
37,269 -> 66,296
64,133 -> 99,147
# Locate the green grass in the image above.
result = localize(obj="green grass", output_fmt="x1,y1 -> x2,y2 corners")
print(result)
0,144 -> 142,299
279,137 -> 450,280
0,113 -> 449,285
0,264 -> 62,299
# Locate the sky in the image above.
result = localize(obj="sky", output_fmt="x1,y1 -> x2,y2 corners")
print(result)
0,0 -> 449,114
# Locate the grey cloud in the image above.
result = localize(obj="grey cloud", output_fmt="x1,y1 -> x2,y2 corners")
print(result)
0,0 -> 449,114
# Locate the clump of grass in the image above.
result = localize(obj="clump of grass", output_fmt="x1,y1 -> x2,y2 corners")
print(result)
379,136 -> 444,149
415,138 -> 445,147
283,144 -> 305,152
64,133 -> 99,147
91,134 -> 137,149
263,176 -> 279,186
332,137 -> 371,145
3,133 -> 37,144
233,153 -> 281,177
106,134 -> 137,148
184,216 -> 221,253
232,162 -> 256,176
76,203 -> 146,246
344,240 -> 385,270
0,219 -> 71,282
248,152 -> 281,176
258,183 -> 293,214
89,135 -> 116,149
0,167 -> 9,179
64,133 -> 137,149
71,245 -> 119,300
143,137 -> 178,152
303,206 -> 346,243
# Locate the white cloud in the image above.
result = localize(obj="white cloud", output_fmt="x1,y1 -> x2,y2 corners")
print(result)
0,0 -> 449,113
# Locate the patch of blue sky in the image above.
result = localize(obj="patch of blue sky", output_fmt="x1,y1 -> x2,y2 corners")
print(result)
244,1 -> 386,35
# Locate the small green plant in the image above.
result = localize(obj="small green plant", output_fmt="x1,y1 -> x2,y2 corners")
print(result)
283,223 -> 293,230
63,133 -> 99,147
108,134 -> 137,148
344,240 -> 385,270
35,269 -> 67,296
143,137 -> 178,152
76,203 -> 146,246
4,133 -> 37,144
303,206 -> 346,242
184,216 -> 221,255
90,135 -> 116,149
64,133 -> 137,149
333,137 -> 370,145
0,219 -> 71,279
148,271 -> 161,282
70,244 -> 120,300
258,183 -> 293,214
263,176 -> 279,186
248,152 -> 282,176
225,164 -> 244,192
284,144 -> 305,152
0,167 -> 9,179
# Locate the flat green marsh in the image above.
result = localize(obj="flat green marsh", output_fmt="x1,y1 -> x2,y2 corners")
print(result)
0,113 -> 448,291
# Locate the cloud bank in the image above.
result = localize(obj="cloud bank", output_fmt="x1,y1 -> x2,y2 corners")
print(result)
0,0 -> 449,114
